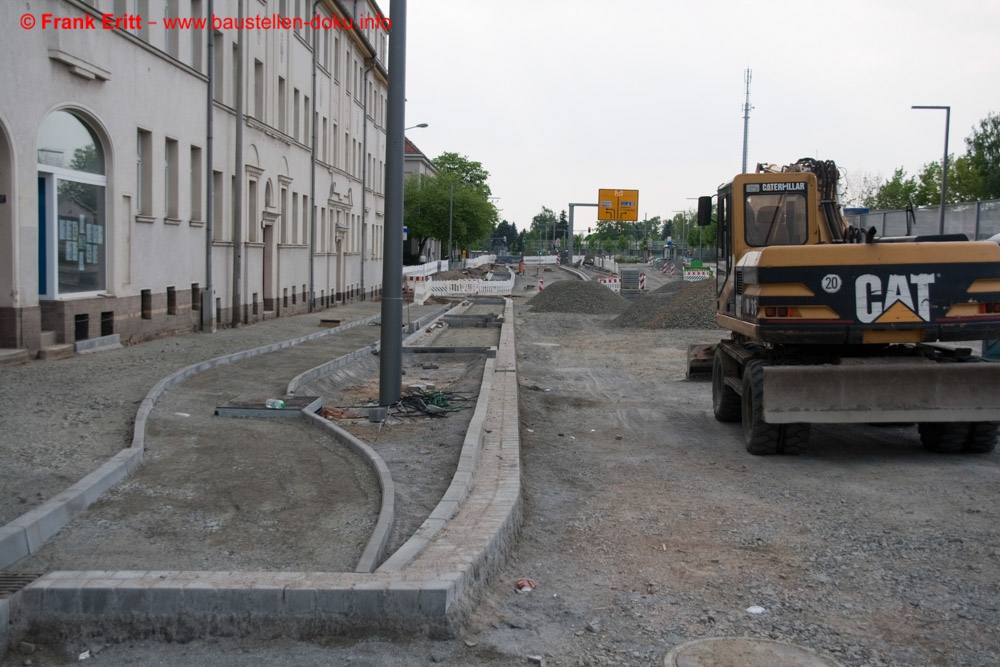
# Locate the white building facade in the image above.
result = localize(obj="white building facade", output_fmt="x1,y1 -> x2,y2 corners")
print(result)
0,0 -> 389,355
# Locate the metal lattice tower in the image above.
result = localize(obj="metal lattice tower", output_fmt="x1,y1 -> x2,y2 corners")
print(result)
742,68 -> 753,173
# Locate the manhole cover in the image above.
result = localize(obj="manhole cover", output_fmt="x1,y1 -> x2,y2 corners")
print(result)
0,572 -> 43,599
664,637 -> 845,667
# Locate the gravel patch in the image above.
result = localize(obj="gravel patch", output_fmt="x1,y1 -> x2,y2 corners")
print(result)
612,277 -> 721,329
529,279 -> 629,314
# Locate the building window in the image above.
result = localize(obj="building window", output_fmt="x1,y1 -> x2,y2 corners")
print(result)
322,117 -> 328,163
303,196 -> 310,246
253,59 -> 264,121
334,36 -> 340,81
280,186 -> 288,244
190,145 -> 203,222
165,138 -> 179,219
278,76 -> 286,133
248,178 -> 258,243
292,192 -> 299,244
213,170 -> 224,240
191,0 -> 203,71
136,129 -> 152,215
293,88 -> 300,141
232,43 -> 239,108
213,31 -> 225,102
304,95 -> 310,142
37,110 -> 108,297
333,123 -> 338,168
165,0 -> 179,57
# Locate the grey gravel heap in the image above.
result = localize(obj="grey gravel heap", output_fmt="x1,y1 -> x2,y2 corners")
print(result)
529,280 -> 629,314
612,277 -> 721,329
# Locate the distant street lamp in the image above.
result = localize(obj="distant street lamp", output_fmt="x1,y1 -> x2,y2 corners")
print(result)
405,123 -> 429,130
912,105 -> 950,234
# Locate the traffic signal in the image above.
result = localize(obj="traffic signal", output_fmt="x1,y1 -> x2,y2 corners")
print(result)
588,227 -> 591,233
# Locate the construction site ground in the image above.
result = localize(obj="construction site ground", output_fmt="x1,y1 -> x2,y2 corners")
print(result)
3,263 -> 1000,667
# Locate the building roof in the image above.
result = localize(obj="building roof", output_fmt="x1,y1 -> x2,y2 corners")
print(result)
404,137 -> 425,157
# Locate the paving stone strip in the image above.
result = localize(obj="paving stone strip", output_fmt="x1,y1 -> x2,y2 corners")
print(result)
3,299 -> 521,647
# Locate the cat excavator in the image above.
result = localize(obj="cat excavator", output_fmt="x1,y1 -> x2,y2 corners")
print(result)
690,158 -> 1000,454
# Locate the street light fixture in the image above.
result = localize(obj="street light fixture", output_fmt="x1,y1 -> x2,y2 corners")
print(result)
405,123 -> 429,130
912,105 -> 950,234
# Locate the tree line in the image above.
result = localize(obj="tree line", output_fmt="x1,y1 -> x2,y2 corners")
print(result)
846,111 -> 1000,210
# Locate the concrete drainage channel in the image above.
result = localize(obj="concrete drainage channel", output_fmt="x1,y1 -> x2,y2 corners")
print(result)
1,298 -> 521,651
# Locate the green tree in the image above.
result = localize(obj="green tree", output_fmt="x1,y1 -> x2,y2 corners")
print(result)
403,169 -> 497,261
948,155 -> 983,203
965,112 -> 1000,199
556,209 -> 569,240
530,206 -> 557,240
494,219 -> 519,253
432,152 -> 492,198
863,167 -> 918,210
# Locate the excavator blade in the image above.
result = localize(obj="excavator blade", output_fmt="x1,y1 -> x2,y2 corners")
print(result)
686,344 -> 716,378
762,360 -> 1000,424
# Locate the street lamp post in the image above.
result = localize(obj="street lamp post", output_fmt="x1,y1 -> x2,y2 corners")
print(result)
405,123 -> 428,130
448,181 -> 454,269
912,105 -> 951,234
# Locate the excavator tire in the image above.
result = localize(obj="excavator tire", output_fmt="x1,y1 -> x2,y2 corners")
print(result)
779,423 -> 811,455
965,422 -> 999,453
742,360 -> 782,455
918,422 -> 969,453
712,347 -> 741,423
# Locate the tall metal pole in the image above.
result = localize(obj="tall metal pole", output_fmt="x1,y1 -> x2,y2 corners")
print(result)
379,0 -> 406,406
202,0 -> 216,331
448,181 -> 454,269
912,105 -> 951,234
308,0 -> 320,311
231,0 -> 244,327
742,68 -> 752,174
941,107 -> 951,234
360,63 -> 373,300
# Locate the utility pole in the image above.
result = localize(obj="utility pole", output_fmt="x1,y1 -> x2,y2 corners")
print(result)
202,0 -> 215,331
378,0 -> 406,407
742,68 -> 753,174
231,0 -> 244,327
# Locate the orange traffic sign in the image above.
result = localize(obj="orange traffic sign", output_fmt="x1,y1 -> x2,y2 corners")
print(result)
597,188 -> 639,221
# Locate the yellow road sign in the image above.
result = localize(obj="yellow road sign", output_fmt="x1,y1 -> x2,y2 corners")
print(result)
597,188 -> 639,221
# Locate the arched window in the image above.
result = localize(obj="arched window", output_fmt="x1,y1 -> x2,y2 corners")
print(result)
37,110 -> 107,296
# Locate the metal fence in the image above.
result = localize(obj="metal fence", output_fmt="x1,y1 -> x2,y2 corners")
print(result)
844,199 -> 1000,240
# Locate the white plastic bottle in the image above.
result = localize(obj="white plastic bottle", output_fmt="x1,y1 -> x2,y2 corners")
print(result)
265,398 -> 285,409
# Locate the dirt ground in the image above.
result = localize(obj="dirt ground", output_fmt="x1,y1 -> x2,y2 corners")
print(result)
6,267 -> 1000,667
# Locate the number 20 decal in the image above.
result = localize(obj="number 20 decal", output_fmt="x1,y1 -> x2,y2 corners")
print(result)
822,274 -> 842,294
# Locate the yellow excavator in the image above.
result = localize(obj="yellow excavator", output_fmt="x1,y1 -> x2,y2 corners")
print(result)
690,158 -> 1000,454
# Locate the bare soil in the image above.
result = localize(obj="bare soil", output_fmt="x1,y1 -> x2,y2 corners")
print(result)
6,268 -> 1000,667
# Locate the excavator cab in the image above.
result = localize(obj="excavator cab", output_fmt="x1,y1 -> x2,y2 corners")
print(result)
688,158 -> 1000,455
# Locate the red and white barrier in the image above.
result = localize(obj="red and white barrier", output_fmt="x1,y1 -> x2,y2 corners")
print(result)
538,280 -> 544,291
406,274 -> 432,304
683,269 -> 711,282
598,275 -> 622,293
639,273 -> 646,291
670,265 -> 676,277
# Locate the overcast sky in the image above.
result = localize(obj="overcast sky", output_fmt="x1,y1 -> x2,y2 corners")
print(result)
400,0 -> 1000,231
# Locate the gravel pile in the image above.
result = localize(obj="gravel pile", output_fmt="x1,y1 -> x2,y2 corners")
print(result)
529,279 -> 629,314
612,277 -> 720,329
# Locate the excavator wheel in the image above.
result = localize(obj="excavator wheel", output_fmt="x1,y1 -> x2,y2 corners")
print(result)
742,360 -> 782,455
965,422 -> 998,453
712,346 -> 741,423
779,423 -> 811,455
918,422 -> 969,453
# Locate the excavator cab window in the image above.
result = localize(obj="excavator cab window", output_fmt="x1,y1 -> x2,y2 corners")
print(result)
744,190 -> 808,247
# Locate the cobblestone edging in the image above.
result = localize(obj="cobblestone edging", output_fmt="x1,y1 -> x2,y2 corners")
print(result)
5,299 -> 520,644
